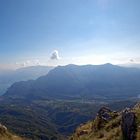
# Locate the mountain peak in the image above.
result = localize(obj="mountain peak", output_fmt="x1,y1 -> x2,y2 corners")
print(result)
104,63 -> 113,66
4,63 -> 140,100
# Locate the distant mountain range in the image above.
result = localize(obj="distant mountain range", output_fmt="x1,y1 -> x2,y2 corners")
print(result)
120,63 -> 140,68
0,66 -> 54,95
4,63 -> 140,100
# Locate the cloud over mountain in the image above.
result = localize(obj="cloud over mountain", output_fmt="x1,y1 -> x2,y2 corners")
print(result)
50,50 -> 60,60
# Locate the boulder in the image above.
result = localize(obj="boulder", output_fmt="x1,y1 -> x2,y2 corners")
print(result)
97,107 -> 112,121
121,111 -> 136,140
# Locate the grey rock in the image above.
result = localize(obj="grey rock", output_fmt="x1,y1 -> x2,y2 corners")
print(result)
121,111 -> 136,140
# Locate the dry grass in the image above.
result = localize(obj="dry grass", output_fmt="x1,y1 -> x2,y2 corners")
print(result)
0,125 -> 26,140
70,113 -> 122,140
71,104 -> 140,140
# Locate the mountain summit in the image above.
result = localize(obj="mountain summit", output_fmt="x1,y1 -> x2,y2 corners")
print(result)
4,64 -> 140,100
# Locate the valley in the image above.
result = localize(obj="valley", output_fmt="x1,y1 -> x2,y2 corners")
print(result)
0,64 -> 140,139
0,97 -> 137,139
1,0 -> 140,139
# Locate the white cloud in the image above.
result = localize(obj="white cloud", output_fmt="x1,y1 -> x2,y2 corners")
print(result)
50,50 -> 60,60
15,59 -> 41,68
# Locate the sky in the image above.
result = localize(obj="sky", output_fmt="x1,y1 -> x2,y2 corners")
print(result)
0,0 -> 140,69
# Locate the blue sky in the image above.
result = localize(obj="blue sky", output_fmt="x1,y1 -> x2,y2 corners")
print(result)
0,0 -> 140,69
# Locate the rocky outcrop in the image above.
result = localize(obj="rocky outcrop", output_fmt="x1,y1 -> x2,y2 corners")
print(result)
91,107 -> 113,131
71,105 -> 140,140
98,106 -> 137,140
0,123 -> 8,135
121,110 -> 137,140
77,130 -> 88,137
0,123 -> 23,140
97,107 -> 112,121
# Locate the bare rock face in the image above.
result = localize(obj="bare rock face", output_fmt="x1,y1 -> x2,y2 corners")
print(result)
121,110 -> 136,140
92,107 -> 114,131
77,130 -> 88,137
97,107 -> 112,121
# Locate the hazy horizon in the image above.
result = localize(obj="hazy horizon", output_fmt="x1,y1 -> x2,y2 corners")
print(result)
1,1 -> 140,138
1,0 -> 140,69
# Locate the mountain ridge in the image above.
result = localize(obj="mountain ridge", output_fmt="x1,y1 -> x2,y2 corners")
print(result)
4,63 -> 140,100
0,65 -> 54,95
